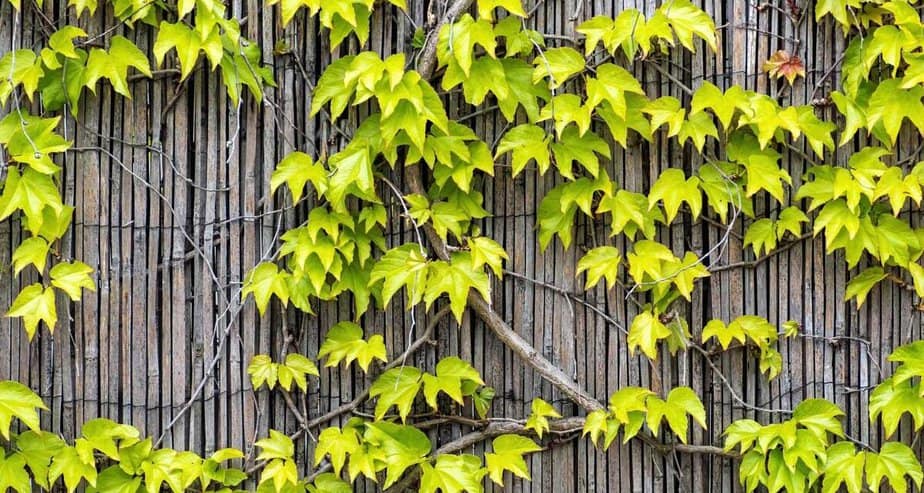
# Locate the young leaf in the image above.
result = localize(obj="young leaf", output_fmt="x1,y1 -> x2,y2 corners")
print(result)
648,169 -> 702,223
743,218 -> 776,256
0,381 -> 46,439
369,367 -> 423,421
627,311 -> 671,360
270,152 -> 327,205
419,454 -> 487,493
485,434 -> 542,485
424,252 -> 491,322
317,321 -> 387,372
6,283 -> 57,340
495,124 -> 551,177
531,47 -> 584,89
83,36 -> 151,98
247,355 -> 278,390
422,356 -> 485,409
241,262 -> 290,315
362,422 -> 431,488
49,261 -> 96,301
525,398 -> 561,439
845,267 -> 887,308
576,246 -> 622,290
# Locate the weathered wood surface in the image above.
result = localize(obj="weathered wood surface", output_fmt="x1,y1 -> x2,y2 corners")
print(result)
0,1 -> 918,491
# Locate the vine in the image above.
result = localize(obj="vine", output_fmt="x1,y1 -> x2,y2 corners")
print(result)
4,0 -> 924,491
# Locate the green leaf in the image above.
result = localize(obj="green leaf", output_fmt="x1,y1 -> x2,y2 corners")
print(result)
550,126 -> 610,179
743,154 -> 791,203
420,454 -> 487,493
821,442 -> 864,493
627,310 -> 671,360
12,236 -> 50,276
485,434 -> 541,485
279,353 -> 319,392
50,446 -> 97,493
84,36 -> 151,98
690,82 -> 749,130
644,387 -> 707,443
845,267 -> 887,308
468,236 -> 507,278
477,0 -> 525,20
369,367 -> 423,421
793,398 -> 844,439
247,355 -> 278,390
438,15 -> 497,76
270,152 -> 327,204
776,207 -> 808,239
370,244 -> 429,309
0,381 -> 46,440
867,79 -> 924,146
256,429 -> 294,461
315,426 -> 359,477
307,473 -> 352,493
362,421 -> 431,488
701,319 -> 745,350
422,356 -> 484,409
525,398 -> 560,439
16,431 -> 64,489
532,47 -> 584,89
0,167 -> 65,229
870,378 -> 924,438
866,441 -> 923,493
643,97 -> 686,137
743,219 -> 776,256
50,261 -> 96,301
659,0 -> 717,51
576,246 -> 622,290
318,321 -> 387,372
424,252 -> 491,322
6,283 -> 57,340
678,110 -> 718,151
90,466 -> 141,493
648,169 -> 702,223
241,262 -> 290,315
153,21 -> 222,80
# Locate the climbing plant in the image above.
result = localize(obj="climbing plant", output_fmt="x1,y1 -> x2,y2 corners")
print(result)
5,0 -> 924,491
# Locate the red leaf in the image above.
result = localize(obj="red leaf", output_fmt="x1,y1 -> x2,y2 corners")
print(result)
762,50 -> 805,85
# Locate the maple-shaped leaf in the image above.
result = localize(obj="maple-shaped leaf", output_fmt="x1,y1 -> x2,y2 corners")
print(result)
643,96 -> 686,137
314,425 -> 360,477
270,152 -> 328,205
845,267 -> 887,308
776,206 -> 809,239
0,381 -> 46,440
867,79 -> 924,146
525,398 -> 560,439
369,367 -> 422,421
627,311 -> 671,360
468,236 -> 508,278
485,435 -> 541,485
762,50 -> 805,85
648,169 -> 702,223
50,261 -> 96,301
83,36 -> 151,98
476,0 -> 525,21
659,0 -> 717,52
866,442 -> 923,493
437,14 -> 496,76
496,124 -> 551,176
419,454 -> 487,493
6,284 -> 57,340
424,252 -> 491,321
645,387 -> 707,443
576,246 -> 622,290
421,356 -> 484,408
550,126 -> 610,179
598,189 -> 663,240
362,422 -> 431,488
247,355 -> 278,390
690,82 -> 751,131
743,154 -> 792,203
318,321 -> 387,372
241,262 -> 290,315
532,47 -> 585,89
744,219 -> 776,256
369,244 -> 429,308
153,21 -> 222,80
821,442 -> 865,493
702,319 -> 745,350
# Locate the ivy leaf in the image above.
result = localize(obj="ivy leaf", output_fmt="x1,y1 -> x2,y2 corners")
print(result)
660,0 -> 717,52
12,236 -> 50,276
744,218 -> 776,256
424,252 -> 491,322
422,356 -> 485,409
648,169 -> 702,223
247,355 -> 278,390
153,21 -> 221,80
496,124 -> 550,177
870,378 -> 924,437
16,431 -> 64,489
485,434 -> 541,485
702,319 -> 745,350
537,187 -> 577,250
576,246 -> 622,290
307,473 -> 352,493
867,79 -> 924,146
270,152 -> 327,205
645,387 -> 707,443
743,154 -> 791,203
315,426 -> 359,477
678,110 -> 718,151
84,36 -> 151,98
525,398 -> 560,439
866,442 -> 923,493
0,381 -> 46,439
643,97 -> 686,137
370,244 -> 429,309
49,446 -> 97,493
0,167 -> 65,229
438,15 -> 496,76
370,367 -> 423,421
6,283 -> 57,340
256,429 -> 294,461
532,47 -> 584,89
598,190 -> 662,240
476,0 -> 525,21
317,321 -> 387,372
793,398 -> 845,439
241,262 -> 290,315
468,236 -> 508,278
776,207 -> 808,239
627,311 -> 671,360
845,267 -> 887,308
690,82 -> 750,131
821,442 -> 864,493
362,422 -> 431,488
549,126 -> 610,179
50,261 -> 96,301
472,386 -> 495,419
278,354 -> 319,392
419,454 -> 487,493
723,419 -> 762,453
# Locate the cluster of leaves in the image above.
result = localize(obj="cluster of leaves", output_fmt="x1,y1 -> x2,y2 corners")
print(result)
0,381 -> 249,493
702,315 -> 798,380
726,398 -> 922,493
582,386 -> 706,448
